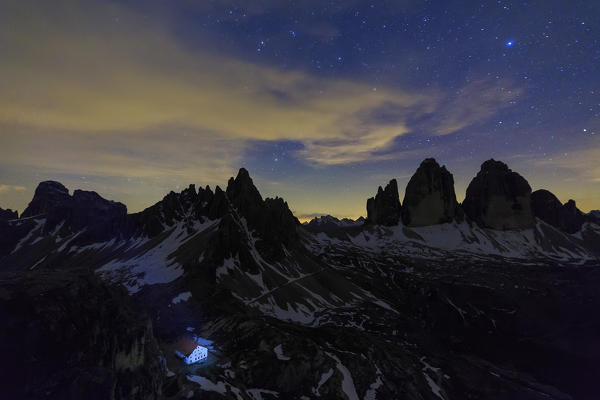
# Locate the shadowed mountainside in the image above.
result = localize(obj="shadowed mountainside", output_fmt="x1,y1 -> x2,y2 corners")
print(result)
1,160 -> 599,399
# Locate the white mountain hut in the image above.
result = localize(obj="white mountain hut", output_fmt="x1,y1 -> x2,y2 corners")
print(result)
174,336 -> 208,364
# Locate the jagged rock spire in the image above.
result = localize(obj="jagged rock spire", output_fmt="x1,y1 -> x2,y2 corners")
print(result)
401,158 -> 458,227
366,179 -> 402,226
226,168 -> 264,218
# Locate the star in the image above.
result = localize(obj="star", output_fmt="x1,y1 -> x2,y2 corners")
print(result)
505,39 -> 514,47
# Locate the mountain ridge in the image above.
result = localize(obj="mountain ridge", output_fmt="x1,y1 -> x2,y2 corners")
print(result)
1,161 -> 600,399
3,159 -> 599,262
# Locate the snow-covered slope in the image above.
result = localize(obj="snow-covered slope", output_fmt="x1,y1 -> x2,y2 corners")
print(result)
307,218 -> 597,264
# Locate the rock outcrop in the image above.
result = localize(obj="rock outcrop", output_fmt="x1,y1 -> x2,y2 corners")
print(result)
71,190 -> 128,239
21,181 -> 72,220
531,189 -> 587,233
589,210 -> 600,224
401,158 -> 458,227
225,168 -> 299,254
561,200 -> 587,233
366,179 -> 402,226
0,269 -> 164,399
0,208 -> 22,255
463,159 -> 534,230
0,207 -> 17,221
130,184 -> 217,237
20,181 -> 128,242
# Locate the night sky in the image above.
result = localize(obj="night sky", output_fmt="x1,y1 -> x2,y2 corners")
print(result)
1,0 -> 599,220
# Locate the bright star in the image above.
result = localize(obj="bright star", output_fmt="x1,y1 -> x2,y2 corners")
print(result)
505,40 -> 514,47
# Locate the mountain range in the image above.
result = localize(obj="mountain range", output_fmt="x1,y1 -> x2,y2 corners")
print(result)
1,158 -> 599,399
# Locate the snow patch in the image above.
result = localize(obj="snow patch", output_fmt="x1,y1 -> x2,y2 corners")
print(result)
421,357 -> 445,400
97,221 -> 214,293
29,256 -> 46,270
247,388 -> 279,400
364,365 -> 383,400
11,218 -> 45,253
312,368 -> 334,396
273,344 -> 291,361
186,375 -> 227,394
216,255 -> 239,279
326,352 -> 359,400
171,291 -> 192,304
372,299 -> 399,314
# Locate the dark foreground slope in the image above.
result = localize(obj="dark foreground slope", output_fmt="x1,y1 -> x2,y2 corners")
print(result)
0,267 -> 164,399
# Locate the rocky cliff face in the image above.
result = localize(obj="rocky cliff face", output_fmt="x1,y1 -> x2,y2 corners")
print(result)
366,179 -> 402,226
129,183 -> 216,237
71,190 -> 128,241
561,200 -> 587,233
531,190 -> 587,234
0,208 -> 20,256
0,269 -> 164,399
20,181 -> 128,243
226,168 -> 299,249
401,158 -> 458,227
463,159 -> 534,230
21,181 -> 72,219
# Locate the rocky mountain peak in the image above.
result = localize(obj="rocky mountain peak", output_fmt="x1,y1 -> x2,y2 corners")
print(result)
480,158 -> 510,172
401,158 -> 458,227
531,190 -> 587,234
70,190 -> 127,235
21,180 -> 72,218
228,170 -> 299,241
181,183 -> 197,198
563,199 -> 579,212
18,181 -> 129,242
561,199 -> 586,233
366,179 -> 402,226
226,168 -> 264,215
463,159 -> 534,230
37,180 -> 69,195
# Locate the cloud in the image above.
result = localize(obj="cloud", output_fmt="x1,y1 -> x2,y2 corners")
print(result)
0,0 -> 523,185
430,79 -> 523,136
0,1 -> 438,167
534,147 -> 600,183
0,184 -> 26,193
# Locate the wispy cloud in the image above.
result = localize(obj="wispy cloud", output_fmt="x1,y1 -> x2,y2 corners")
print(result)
430,79 -> 523,136
534,147 -> 600,183
0,184 -> 26,193
0,0 -> 524,180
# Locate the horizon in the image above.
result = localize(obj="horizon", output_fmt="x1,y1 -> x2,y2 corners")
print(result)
1,1 -> 599,220
6,158 -> 599,224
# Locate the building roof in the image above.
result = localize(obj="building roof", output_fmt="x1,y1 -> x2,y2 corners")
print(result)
175,337 -> 199,357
